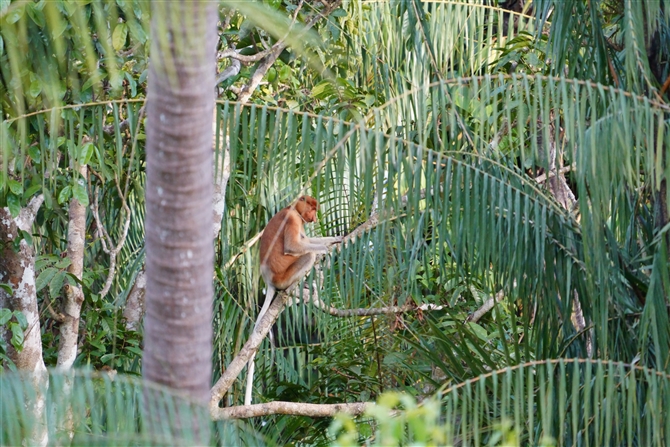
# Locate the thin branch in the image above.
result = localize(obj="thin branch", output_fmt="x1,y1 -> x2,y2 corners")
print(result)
534,164 -> 575,184
89,174 -> 131,300
309,293 -> 444,317
223,231 -> 263,270
466,290 -> 505,323
216,55 -> 241,85
212,400 -> 368,420
44,298 -> 66,323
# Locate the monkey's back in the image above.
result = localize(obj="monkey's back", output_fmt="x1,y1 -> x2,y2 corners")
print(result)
259,207 -> 303,284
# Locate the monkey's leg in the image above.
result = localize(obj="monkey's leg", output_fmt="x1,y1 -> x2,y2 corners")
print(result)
272,252 -> 317,290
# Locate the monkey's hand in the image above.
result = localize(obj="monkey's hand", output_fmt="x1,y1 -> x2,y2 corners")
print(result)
324,235 -> 344,247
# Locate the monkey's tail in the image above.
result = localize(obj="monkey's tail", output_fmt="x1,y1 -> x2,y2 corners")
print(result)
245,286 -> 276,406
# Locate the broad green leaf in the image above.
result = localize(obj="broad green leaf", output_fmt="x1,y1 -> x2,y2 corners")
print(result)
468,322 -> 489,342
49,15 -> 68,39
49,270 -> 66,298
28,146 -> 41,163
79,142 -> 94,165
81,74 -> 99,91
7,179 -> 22,195
10,323 -> 24,349
36,267 -> 58,292
26,3 -> 45,27
54,258 -> 72,269
58,185 -> 72,204
100,353 -> 116,363
35,255 -> 58,271
278,65 -> 291,81
20,230 -> 32,246
24,184 -> 42,199
127,19 -> 147,44
311,81 -> 334,98
6,5 -> 23,23
28,78 -> 42,98
13,311 -> 27,328
0,308 -> 12,325
72,180 -> 89,206
7,194 -> 20,217
112,22 -> 128,51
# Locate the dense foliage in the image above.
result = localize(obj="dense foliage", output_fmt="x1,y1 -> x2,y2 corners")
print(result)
1,0 -> 669,445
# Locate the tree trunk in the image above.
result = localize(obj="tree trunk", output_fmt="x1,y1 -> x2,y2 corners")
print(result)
142,0 -> 217,431
0,195 -> 48,446
57,163 -> 87,370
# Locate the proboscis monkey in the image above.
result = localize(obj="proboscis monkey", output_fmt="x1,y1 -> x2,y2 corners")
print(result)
245,195 -> 342,405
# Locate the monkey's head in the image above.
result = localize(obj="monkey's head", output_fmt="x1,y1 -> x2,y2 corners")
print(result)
295,195 -> 319,223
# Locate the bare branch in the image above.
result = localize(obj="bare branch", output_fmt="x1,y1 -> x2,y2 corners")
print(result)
44,298 -> 66,323
89,176 -> 131,300
307,292 -> 445,317
213,400 -> 368,420
224,231 -> 263,270
210,290 -> 289,411
216,57 -> 241,85
466,290 -> 505,323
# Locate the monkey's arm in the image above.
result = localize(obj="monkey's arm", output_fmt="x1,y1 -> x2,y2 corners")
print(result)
284,236 -> 329,255
282,214 -> 331,255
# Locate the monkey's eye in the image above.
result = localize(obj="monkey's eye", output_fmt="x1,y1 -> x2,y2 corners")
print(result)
299,197 -> 305,201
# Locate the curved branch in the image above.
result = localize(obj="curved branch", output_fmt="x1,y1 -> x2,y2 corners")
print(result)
216,57 -> 241,85
210,290 -> 289,411
466,290 -> 504,323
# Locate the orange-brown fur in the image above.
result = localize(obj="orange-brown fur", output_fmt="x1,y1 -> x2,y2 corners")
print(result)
259,196 -> 321,289
246,195 -> 341,405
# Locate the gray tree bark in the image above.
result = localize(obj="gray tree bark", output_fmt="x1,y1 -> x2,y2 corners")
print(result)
142,0 -> 217,428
